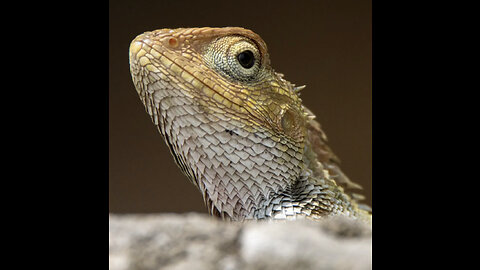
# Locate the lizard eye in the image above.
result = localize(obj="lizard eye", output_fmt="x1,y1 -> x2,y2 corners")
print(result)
237,50 -> 255,69
226,40 -> 261,81
205,36 -> 261,82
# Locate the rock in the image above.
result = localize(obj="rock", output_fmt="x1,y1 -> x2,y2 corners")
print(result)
109,213 -> 371,270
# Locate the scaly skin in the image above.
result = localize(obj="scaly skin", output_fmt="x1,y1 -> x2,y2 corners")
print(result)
129,27 -> 371,222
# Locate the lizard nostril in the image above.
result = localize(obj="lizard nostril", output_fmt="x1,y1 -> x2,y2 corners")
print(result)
168,38 -> 179,48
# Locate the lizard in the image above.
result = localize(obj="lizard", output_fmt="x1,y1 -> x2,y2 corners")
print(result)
128,27 -> 371,222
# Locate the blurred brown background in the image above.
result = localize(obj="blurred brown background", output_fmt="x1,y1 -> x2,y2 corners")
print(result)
109,0 -> 371,213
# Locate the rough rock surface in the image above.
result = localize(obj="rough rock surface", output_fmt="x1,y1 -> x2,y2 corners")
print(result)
109,213 -> 372,270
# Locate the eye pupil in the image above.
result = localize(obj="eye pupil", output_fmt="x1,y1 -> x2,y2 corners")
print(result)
237,50 -> 255,68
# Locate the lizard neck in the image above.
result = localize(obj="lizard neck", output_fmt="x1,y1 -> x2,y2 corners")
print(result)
185,116 -> 303,220
147,89 -> 364,221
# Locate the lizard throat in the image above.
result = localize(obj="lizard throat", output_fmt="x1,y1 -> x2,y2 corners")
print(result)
146,87 -> 306,220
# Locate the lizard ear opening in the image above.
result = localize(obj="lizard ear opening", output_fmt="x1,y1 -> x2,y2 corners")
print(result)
281,108 -> 307,143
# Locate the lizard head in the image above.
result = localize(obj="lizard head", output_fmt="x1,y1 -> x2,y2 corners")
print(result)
129,27 -> 307,144
129,27 -> 310,219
